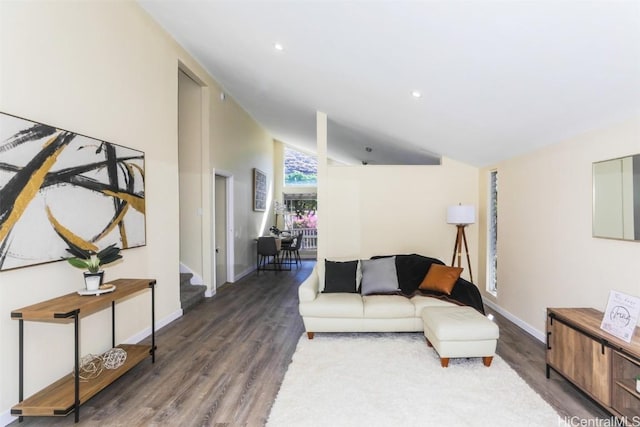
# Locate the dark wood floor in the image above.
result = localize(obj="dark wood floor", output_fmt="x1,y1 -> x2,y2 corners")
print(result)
11,260 -> 609,426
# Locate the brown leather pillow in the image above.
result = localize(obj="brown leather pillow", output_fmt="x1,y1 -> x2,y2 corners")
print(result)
418,264 -> 463,295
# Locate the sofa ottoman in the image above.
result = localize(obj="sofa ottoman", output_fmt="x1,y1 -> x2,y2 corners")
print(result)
422,306 -> 499,367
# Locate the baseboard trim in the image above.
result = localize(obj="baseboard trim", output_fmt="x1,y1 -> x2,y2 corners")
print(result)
483,298 -> 545,343
1,308 -> 183,427
0,410 -> 14,427
235,265 -> 255,282
205,289 -> 216,298
123,308 -> 183,344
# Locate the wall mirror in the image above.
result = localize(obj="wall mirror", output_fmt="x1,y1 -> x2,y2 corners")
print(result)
593,154 -> 640,241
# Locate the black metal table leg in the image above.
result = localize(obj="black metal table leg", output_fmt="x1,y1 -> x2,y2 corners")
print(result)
150,281 -> 156,363
18,319 -> 23,423
111,301 -> 116,348
73,311 -> 79,423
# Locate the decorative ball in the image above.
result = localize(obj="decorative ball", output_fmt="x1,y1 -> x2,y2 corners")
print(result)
77,354 -> 104,381
102,347 -> 127,369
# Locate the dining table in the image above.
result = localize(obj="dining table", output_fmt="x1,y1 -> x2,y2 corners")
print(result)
277,234 -> 294,250
255,234 -> 294,271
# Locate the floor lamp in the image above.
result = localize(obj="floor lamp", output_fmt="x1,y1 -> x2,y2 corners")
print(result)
447,204 -> 475,283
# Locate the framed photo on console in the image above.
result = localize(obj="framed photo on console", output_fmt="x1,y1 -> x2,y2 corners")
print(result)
600,290 -> 640,343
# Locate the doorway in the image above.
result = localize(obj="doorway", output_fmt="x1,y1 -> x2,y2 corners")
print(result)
178,68 -> 204,283
214,175 -> 227,288
214,171 -> 234,291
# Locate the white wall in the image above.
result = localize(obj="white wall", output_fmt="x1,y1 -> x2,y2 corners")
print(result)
209,86 -> 275,279
321,157 -> 479,281
0,1 -> 274,422
178,70 -> 204,278
478,115 -> 640,338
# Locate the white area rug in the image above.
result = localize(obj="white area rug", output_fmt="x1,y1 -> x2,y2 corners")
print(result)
267,333 -> 566,427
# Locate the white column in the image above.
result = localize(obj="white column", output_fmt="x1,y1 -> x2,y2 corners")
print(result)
316,111 -> 328,264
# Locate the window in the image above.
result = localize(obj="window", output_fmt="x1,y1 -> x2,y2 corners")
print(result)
487,170 -> 498,294
284,147 -> 317,186
283,194 -> 317,229
283,193 -> 318,250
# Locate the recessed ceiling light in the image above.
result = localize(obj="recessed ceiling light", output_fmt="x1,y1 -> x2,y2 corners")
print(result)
411,90 -> 422,98
274,43 -> 284,51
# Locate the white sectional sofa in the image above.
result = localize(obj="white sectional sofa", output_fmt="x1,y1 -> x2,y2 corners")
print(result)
298,254 -> 486,339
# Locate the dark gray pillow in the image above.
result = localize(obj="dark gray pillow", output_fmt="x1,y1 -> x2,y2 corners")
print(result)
323,260 -> 358,293
360,256 -> 400,295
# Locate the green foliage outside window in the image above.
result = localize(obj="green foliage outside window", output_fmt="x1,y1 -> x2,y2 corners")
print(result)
285,170 -> 316,184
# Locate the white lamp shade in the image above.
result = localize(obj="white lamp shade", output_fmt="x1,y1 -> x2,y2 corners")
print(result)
447,205 -> 475,225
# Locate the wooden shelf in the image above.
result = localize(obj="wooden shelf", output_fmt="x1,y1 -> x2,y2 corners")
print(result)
615,379 -> 639,396
11,278 -> 156,422
612,350 -> 640,423
11,278 -> 154,322
12,344 -> 150,416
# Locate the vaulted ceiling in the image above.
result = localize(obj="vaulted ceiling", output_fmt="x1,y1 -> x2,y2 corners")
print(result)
138,1 -> 640,167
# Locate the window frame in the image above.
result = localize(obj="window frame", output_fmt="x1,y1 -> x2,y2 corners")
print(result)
487,170 -> 498,295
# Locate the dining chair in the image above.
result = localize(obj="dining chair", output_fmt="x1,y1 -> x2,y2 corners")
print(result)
257,236 -> 280,273
257,236 -> 291,273
282,232 -> 303,268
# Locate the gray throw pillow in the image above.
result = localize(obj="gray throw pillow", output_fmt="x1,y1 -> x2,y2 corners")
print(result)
360,256 -> 400,295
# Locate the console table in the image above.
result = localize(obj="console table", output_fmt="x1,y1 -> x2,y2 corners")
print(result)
11,278 -> 156,423
547,307 -> 640,424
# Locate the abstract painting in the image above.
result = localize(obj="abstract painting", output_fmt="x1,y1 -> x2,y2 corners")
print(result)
0,112 -> 146,271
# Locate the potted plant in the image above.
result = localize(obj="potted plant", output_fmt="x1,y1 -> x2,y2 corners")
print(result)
269,225 -> 281,237
66,242 -> 122,291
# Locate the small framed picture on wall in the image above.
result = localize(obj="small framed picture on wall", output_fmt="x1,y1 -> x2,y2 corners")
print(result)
253,168 -> 267,212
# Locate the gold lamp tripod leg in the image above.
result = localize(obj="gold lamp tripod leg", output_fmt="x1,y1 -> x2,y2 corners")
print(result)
450,224 -> 473,283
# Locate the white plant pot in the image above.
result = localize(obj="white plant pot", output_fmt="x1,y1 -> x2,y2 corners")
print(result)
636,379 -> 640,394
83,271 -> 104,291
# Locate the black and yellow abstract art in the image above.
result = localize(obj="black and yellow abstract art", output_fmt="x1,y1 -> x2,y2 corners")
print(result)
0,112 -> 146,271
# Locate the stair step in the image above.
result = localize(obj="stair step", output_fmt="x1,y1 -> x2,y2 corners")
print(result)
179,272 -> 205,312
180,272 -> 193,287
